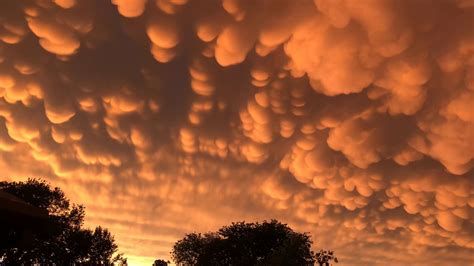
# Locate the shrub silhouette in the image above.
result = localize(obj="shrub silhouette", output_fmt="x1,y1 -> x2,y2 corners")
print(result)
153,259 -> 170,265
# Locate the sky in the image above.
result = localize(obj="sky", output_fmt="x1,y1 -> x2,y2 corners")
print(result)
0,0 -> 473,265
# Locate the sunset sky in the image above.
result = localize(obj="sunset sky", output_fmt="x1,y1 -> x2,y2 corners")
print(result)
0,0 -> 473,265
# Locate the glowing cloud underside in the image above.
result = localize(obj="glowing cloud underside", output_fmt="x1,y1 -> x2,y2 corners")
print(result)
0,0 -> 473,265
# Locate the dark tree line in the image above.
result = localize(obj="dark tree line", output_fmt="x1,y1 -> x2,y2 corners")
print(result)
1,178 -> 337,266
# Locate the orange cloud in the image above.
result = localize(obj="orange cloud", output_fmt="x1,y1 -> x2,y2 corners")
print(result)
0,0 -> 473,265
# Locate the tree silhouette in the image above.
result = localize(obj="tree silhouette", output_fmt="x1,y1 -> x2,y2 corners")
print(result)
153,259 -> 170,266
316,249 -> 338,266
171,220 -> 316,266
0,178 -> 125,265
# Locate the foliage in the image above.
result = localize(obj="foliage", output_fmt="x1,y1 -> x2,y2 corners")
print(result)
0,178 -> 124,265
316,249 -> 338,266
153,259 -> 170,266
171,220 -> 316,266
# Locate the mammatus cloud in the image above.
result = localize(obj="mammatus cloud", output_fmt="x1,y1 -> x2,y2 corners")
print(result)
0,0 -> 473,265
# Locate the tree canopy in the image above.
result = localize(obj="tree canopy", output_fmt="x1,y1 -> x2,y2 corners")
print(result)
171,220 -> 317,266
316,249 -> 338,266
153,259 -> 170,266
0,178 -> 126,265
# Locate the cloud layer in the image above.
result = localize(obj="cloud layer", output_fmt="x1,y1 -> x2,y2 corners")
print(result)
0,0 -> 473,265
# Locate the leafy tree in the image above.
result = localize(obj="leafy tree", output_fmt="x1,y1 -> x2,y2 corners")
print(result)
0,178 -> 125,265
316,250 -> 338,266
153,259 -> 170,266
171,220 -> 316,266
